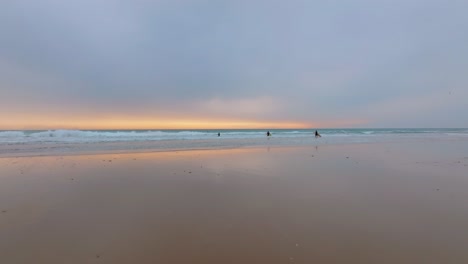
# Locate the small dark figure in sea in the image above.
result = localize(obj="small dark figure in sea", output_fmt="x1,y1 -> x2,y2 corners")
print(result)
218,132 -> 220,137
315,130 -> 321,138
266,131 -> 271,137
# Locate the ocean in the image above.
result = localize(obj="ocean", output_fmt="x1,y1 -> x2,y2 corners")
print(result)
1,128 -> 467,156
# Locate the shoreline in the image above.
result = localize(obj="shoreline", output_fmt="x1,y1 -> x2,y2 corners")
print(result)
1,135 -> 468,158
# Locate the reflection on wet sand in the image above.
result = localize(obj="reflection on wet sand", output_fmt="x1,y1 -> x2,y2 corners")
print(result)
1,141 -> 468,263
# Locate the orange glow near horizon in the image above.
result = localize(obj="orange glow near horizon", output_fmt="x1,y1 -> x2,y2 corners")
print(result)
0,116 -> 307,130
0,114 -> 368,130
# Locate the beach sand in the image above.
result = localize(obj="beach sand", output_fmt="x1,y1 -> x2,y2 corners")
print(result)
1,140 -> 468,263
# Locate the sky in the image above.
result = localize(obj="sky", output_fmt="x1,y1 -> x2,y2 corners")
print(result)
1,0 -> 467,129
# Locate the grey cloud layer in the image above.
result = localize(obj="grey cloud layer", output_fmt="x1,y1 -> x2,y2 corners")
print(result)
1,0 -> 467,126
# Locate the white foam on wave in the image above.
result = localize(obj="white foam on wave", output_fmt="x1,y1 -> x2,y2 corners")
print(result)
0,131 -> 26,138
26,130 -> 212,142
1,130 -> 265,144
1,128 -> 468,157
0,128 -> 467,145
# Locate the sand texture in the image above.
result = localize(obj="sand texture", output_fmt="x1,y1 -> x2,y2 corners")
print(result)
1,140 -> 468,263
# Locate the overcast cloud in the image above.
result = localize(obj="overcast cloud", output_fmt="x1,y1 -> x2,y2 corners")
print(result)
1,0 -> 467,128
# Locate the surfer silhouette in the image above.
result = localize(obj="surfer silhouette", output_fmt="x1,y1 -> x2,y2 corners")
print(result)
315,130 -> 321,138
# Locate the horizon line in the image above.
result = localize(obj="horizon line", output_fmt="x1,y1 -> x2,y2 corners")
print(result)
1,127 -> 467,131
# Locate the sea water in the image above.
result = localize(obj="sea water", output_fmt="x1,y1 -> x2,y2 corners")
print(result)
1,128 -> 468,144
0,128 -> 467,156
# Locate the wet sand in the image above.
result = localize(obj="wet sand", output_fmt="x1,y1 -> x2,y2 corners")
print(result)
1,140 -> 468,263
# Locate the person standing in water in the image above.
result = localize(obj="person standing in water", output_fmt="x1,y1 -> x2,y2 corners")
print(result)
218,132 -> 220,137
266,131 -> 271,137
315,130 -> 321,138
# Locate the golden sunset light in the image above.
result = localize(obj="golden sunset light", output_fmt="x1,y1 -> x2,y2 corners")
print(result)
0,115 -> 310,130
0,112 -> 372,130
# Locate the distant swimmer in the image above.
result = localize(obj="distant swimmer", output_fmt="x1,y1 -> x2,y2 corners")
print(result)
266,131 -> 271,137
218,132 -> 221,137
315,130 -> 321,138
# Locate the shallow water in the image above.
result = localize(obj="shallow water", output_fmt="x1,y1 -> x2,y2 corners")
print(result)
1,128 -> 468,157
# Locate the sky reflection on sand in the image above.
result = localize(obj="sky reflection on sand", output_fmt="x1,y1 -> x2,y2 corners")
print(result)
1,142 -> 468,263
